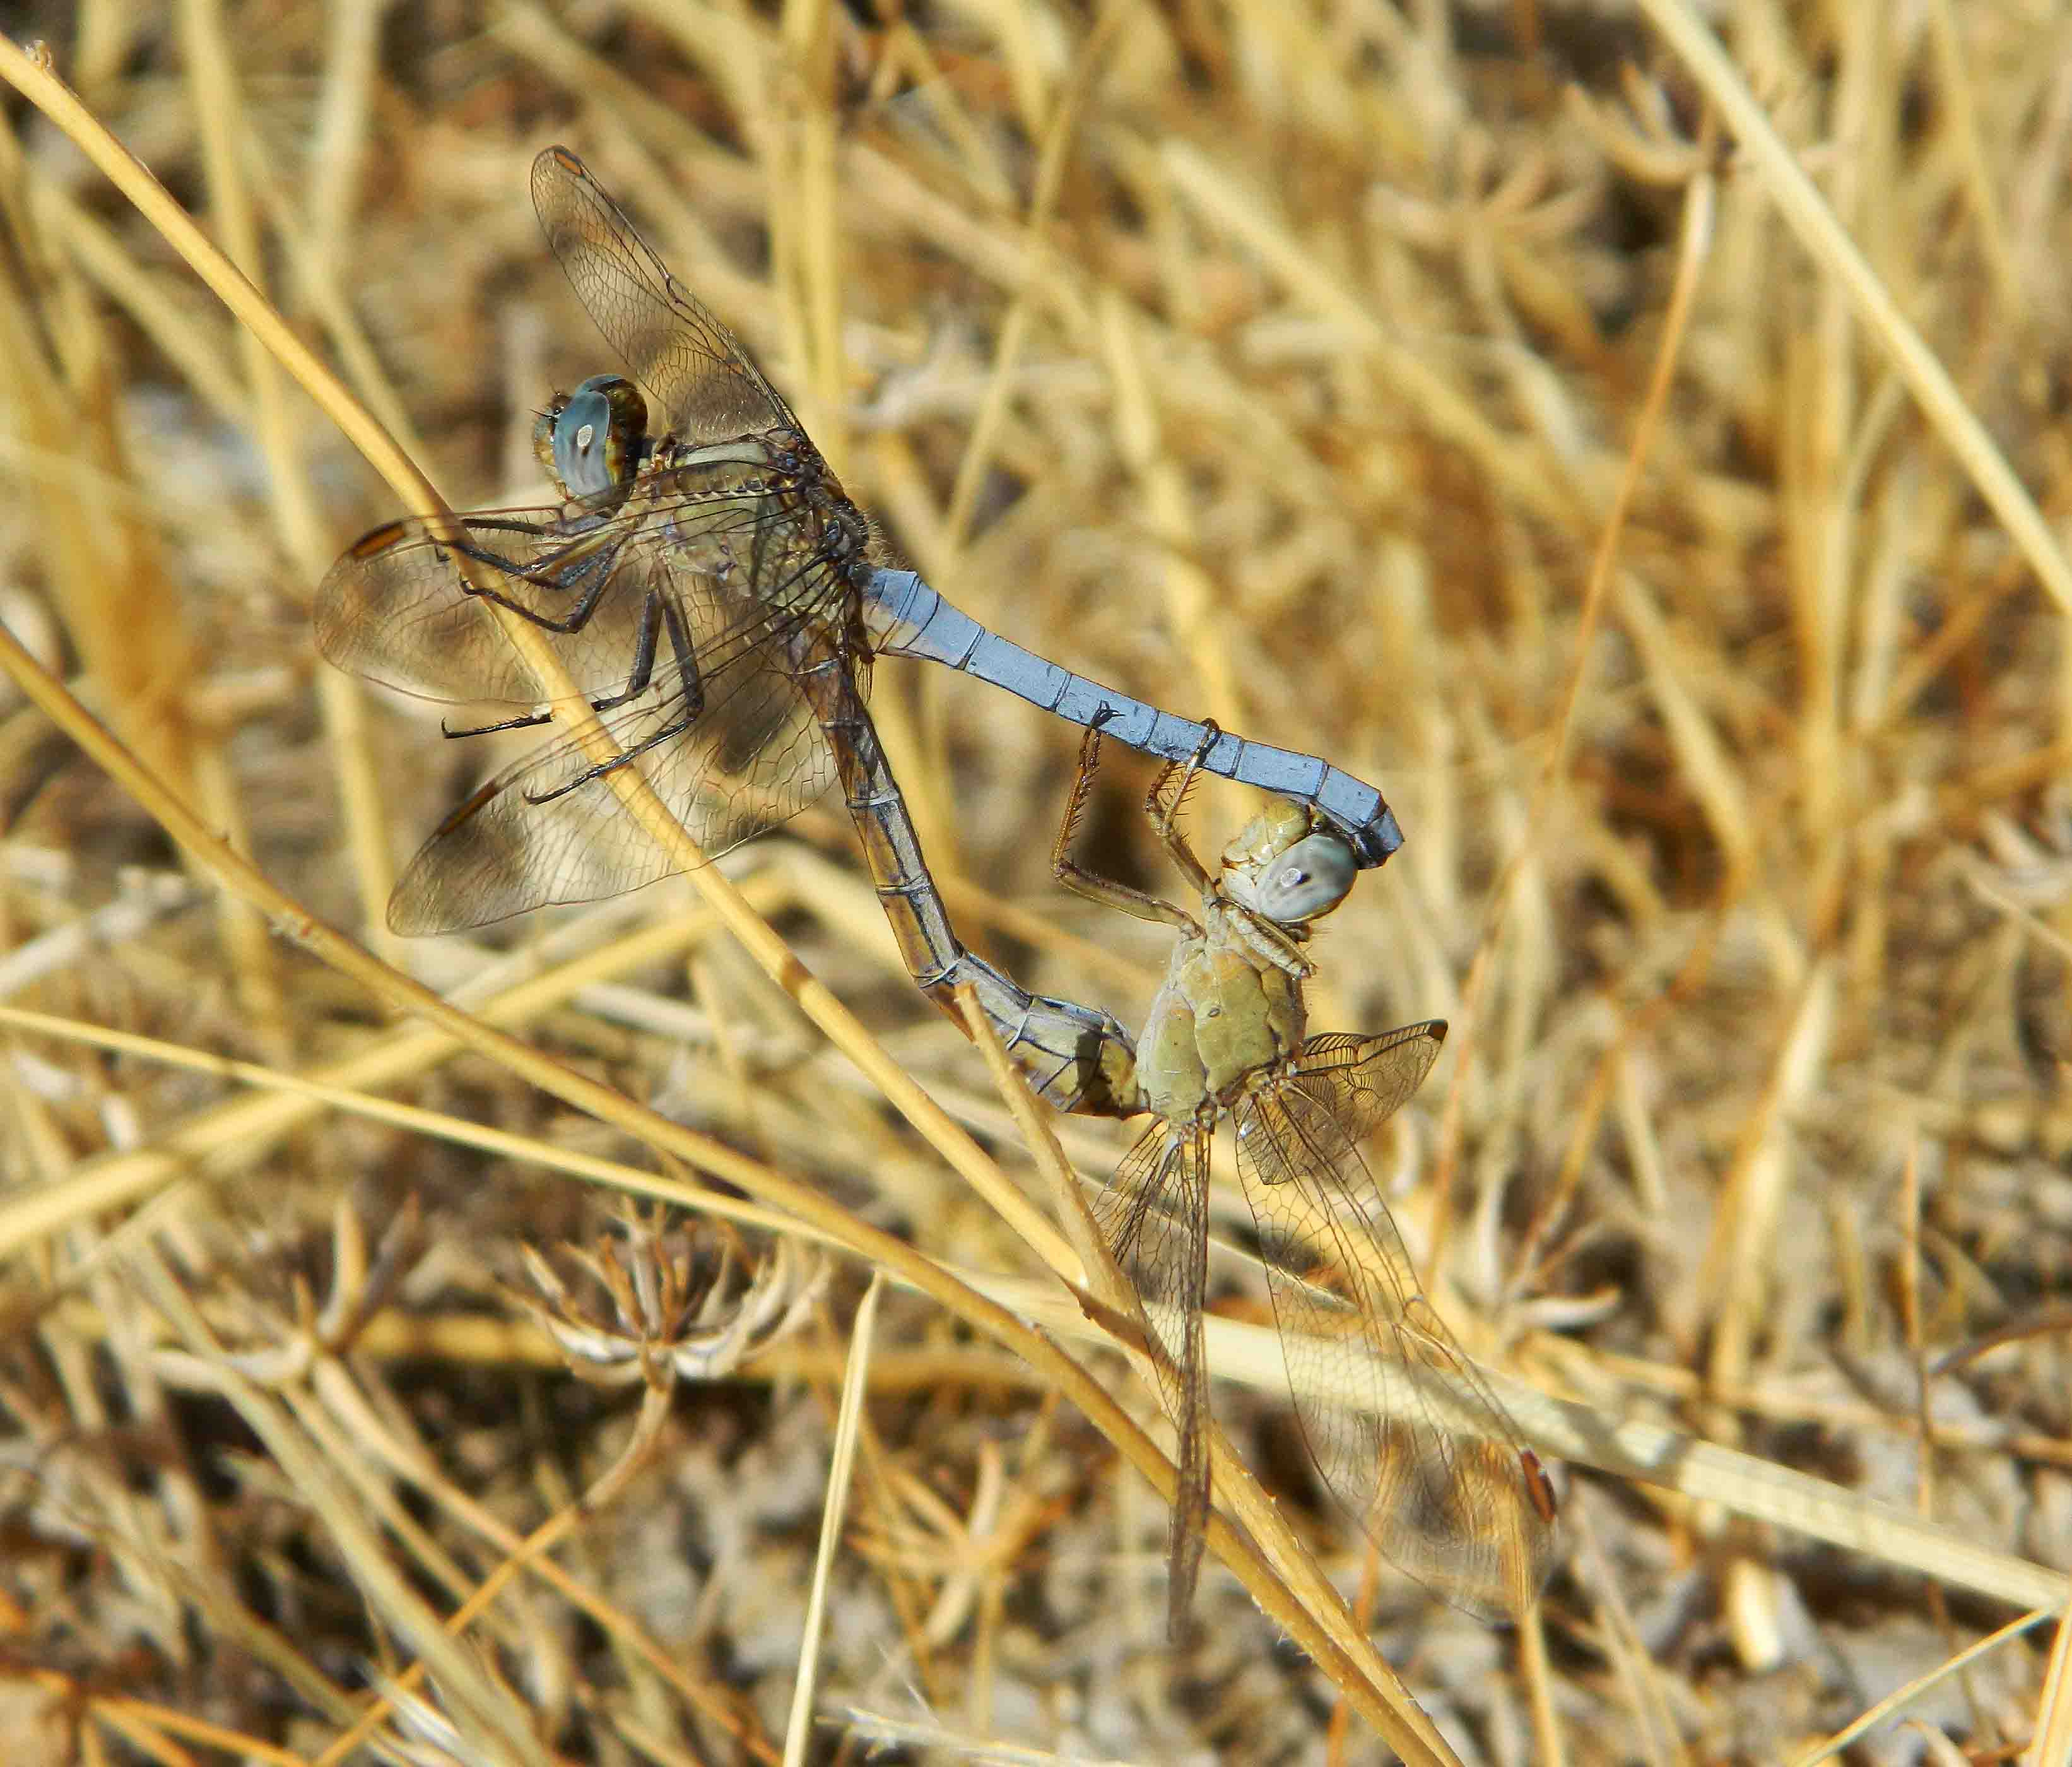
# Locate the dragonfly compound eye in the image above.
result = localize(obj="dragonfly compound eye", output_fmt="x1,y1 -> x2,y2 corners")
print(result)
548,374 -> 648,502
1246,830 -> 1356,923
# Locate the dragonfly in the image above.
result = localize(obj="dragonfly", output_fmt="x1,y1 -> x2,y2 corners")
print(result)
1037,721 -> 1558,1636
317,146 -> 1402,1111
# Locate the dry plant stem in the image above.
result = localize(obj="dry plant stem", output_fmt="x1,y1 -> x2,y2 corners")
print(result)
0,1004 -> 825,1253
1921,0 -> 2018,317
136,1696 -> 316,1766
0,43 -> 438,547
0,95 -> 272,1060
1570,1505 -> 1678,1763
1324,1541 -> 1388,1767
280,1382 -> 498,1629
1700,959 -> 1838,1402
16,1000 -> 2060,1638
0,889 -> 791,1260
9,1667 -> 306,1767
1321,1332 -> 2068,1617
953,987 -> 1466,1767
177,0 -> 332,1031
783,1275 -> 883,1767
1789,1607 -> 2056,1767
943,2 -> 1121,549
964,1273 -> 2069,1615
1516,1597 -> 1565,1767
1633,0 -> 2072,627
2032,1593 -> 2072,1767
1100,283 -> 1242,722
1158,143 -> 1570,532
27,182 -> 250,424
767,0 -> 839,449
926,5 -> 1124,867
305,1379 -> 755,1767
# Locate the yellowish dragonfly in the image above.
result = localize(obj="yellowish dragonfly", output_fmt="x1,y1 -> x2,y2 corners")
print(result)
1040,724 -> 1558,1633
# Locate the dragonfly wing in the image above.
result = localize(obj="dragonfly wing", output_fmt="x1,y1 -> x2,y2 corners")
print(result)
1233,1044 -> 1557,1619
315,507 -> 680,704
531,146 -> 793,444
387,606 -> 833,935
1291,1023 -> 1448,1144
1095,1120 -> 1213,1633
319,485 -> 833,701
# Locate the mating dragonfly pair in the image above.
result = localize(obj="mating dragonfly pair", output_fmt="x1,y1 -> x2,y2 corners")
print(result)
317,146 -> 1557,1631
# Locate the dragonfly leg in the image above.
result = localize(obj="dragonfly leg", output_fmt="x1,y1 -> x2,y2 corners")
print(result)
1051,724 -> 1199,933
1229,911 -> 1315,980
439,589 -> 702,740
448,526 -> 623,634
1147,722 -> 1314,974
517,632 -> 702,808
518,706 -> 692,805
441,706 -> 558,740
1141,725 -> 1220,900
656,592 -> 706,722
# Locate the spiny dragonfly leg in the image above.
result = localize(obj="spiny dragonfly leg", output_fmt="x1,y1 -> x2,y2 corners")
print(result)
447,524 -> 625,634
1142,722 -> 1221,899
440,588 -> 699,739
1050,723 -> 1198,933
442,705 -> 556,739
518,598 -> 706,807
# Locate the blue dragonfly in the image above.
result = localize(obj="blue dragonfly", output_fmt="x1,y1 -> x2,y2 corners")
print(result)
317,148 -> 1404,1112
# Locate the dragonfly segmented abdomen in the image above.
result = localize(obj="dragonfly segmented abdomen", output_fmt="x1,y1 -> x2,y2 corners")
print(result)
786,628 -> 1143,1118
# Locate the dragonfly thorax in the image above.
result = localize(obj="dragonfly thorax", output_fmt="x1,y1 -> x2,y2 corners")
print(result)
1137,928 -> 1306,1120
535,374 -> 649,505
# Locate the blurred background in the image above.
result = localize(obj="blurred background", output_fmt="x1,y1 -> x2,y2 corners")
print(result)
0,1 -> 2068,1761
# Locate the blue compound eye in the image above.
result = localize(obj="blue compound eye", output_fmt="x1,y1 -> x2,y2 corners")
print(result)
538,374 -> 648,501
1247,831 -> 1355,923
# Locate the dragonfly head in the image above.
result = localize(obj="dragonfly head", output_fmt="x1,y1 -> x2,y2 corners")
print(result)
1220,803 -> 1357,926
535,374 -> 649,506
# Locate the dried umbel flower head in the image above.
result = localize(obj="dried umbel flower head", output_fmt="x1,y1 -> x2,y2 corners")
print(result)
512,1208 -> 825,1390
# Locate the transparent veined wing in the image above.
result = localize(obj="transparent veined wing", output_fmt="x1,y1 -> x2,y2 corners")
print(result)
531,146 -> 794,445
380,551 -> 843,935
314,486 -> 837,709
1286,1024 -> 1449,1146
1093,1118 -> 1214,1636
1233,1025 -> 1557,1619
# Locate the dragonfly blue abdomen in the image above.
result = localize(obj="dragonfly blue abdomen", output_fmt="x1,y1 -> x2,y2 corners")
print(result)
861,568 -> 1403,868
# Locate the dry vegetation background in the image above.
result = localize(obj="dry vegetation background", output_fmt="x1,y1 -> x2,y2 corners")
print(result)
1,0 -> 2070,1763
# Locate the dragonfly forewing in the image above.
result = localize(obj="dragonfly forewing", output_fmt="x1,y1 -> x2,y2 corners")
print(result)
1278,1026 -> 1454,1146
531,146 -> 794,443
316,510 -> 645,704
314,489 -> 822,707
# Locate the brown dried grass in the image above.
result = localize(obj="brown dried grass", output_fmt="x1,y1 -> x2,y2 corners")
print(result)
0,2 -> 2068,1763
